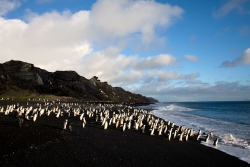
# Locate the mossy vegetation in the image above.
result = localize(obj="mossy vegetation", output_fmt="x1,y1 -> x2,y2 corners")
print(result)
0,86 -> 75,101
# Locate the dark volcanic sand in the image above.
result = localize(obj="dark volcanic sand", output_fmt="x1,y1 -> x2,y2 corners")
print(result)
0,100 -> 249,167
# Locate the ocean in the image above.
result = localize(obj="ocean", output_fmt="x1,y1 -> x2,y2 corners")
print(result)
139,101 -> 250,164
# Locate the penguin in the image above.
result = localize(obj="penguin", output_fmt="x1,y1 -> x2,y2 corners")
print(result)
196,134 -> 201,141
163,125 -> 168,134
167,132 -> 171,141
101,117 -> 106,126
139,120 -> 143,128
56,110 -> 60,118
116,119 -> 120,128
83,117 -> 86,125
141,125 -> 146,133
158,126 -> 163,135
47,110 -> 51,116
95,115 -> 99,122
112,116 -> 116,124
205,134 -> 210,143
180,125 -> 185,132
168,128 -> 173,135
148,119 -> 152,126
33,113 -> 37,122
25,115 -> 30,120
63,119 -> 68,130
179,132 -> 184,141
68,122 -> 72,132
127,120 -> 131,130
104,121 -> 108,130
5,108 -> 9,115
190,129 -> 195,137
197,129 -> 201,136
134,121 -> 139,131
39,109 -> 45,116
120,118 -> 124,125
171,122 -> 175,128
214,138 -> 219,146
109,118 -> 113,125
209,132 -> 213,138
173,130 -> 177,139
185,133 -> 189,141
150,127 -> 155,135
80,113 -> 84,120
123,122 -> 127,131
60,111 -> 64,117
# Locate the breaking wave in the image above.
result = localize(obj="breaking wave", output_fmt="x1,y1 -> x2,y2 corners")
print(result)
146,102 -> 250,164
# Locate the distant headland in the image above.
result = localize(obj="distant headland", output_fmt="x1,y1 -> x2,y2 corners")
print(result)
0,60 -> 158,104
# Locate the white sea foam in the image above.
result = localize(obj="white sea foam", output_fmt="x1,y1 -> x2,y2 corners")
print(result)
152,104 -> 196,112
150,103 -> 250,164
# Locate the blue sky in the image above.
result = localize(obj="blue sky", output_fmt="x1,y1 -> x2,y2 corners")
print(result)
0,0 -> 250,102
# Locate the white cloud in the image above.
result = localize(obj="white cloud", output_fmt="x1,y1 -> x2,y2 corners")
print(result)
185,55 -> 199,62
89,0 -> 183,45
0,0 -> 184,83
75,47 -> 139,81
110,70 -> 143,86
133,54 -> 177,71
57,49 -> 178,85
184,73 -> 200,79
4,0 -> 237,102
220,48 -> 250,67
0,0 -> 21,16
145,71 -> 199,82
212,0 -> 249,19
0,10 -> 92,67
148,71 -> 181,82
130,81 -> 250,102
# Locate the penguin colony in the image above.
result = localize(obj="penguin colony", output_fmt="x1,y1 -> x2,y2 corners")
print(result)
0,98 -> 218,145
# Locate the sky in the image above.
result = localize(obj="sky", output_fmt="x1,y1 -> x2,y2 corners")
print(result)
0,0 -> 250,102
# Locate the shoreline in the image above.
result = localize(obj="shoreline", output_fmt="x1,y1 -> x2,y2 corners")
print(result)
143,101 -> 250,164
0,100 -> 249,166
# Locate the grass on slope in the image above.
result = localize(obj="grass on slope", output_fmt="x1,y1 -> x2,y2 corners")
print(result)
0,86 -> 75,101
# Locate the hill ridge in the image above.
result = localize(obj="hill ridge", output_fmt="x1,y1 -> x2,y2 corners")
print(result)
0,60 -> 158,103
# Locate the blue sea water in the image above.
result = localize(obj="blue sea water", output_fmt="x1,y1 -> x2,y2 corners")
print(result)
139,101 -> 250,164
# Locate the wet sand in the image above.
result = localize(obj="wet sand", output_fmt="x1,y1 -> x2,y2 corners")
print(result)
0,100 -> 249,166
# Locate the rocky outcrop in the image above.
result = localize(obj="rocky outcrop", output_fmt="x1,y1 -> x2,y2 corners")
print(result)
0,60 -> 158,103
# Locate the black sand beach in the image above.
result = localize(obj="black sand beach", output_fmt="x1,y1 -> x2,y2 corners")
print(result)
0,100 -> 249,167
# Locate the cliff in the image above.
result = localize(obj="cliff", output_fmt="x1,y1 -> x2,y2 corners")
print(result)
0,60 -> 158,103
